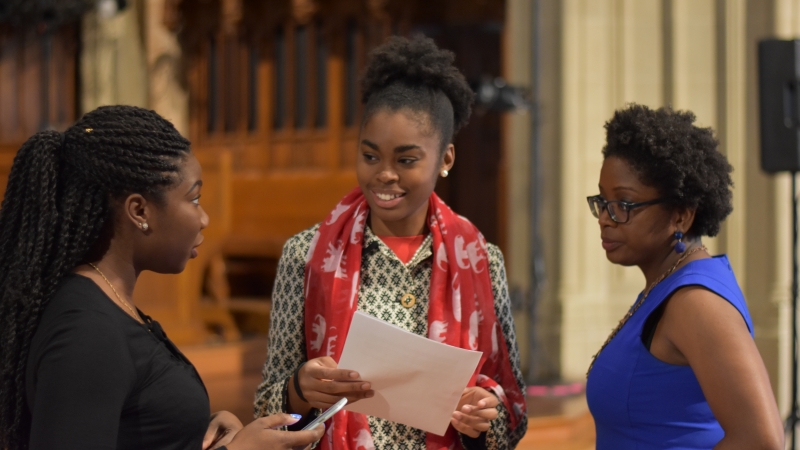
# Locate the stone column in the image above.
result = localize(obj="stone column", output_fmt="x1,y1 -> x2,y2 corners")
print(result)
81,0 -> 148,111
144,0 -> 188,136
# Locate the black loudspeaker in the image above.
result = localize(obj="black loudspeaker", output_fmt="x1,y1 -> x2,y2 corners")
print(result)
759,39 -> 800,173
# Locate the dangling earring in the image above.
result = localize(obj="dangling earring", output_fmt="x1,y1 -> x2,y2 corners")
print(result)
673,231 -> 686,253
441,169 -> 449,178
140,222 -> 149,231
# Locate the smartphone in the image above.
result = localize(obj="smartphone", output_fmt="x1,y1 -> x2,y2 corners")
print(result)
301,397 -> 348,430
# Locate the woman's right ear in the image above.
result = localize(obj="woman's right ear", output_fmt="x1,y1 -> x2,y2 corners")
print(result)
441,144 -> 455,174
124,194 -> 150,232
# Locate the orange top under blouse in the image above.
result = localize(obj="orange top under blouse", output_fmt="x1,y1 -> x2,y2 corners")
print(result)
377,234 -> 426,264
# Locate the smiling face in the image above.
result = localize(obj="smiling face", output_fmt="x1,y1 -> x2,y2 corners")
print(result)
140,154 -> 209,273
596,156 -> 679,268
357,109 -> 454,237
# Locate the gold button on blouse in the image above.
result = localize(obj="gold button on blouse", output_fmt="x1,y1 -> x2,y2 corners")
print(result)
400,293 -> 416,308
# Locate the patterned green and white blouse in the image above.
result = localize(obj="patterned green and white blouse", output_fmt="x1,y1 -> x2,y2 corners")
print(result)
254,224 -> 527,449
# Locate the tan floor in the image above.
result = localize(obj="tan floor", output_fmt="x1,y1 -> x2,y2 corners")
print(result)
517,394 -> 595,450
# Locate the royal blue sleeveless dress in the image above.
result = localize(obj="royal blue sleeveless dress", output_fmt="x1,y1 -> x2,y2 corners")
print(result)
586,255 -> 753,449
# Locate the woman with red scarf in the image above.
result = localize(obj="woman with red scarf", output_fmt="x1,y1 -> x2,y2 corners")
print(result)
255,36 -> 527,450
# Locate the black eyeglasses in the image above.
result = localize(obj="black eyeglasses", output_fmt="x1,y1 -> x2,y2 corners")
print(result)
586,195 -> 666,224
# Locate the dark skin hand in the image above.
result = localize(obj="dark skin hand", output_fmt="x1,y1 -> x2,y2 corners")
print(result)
222,414 -> 324,450
450,387 -> 499,438
288,356 -> 374,416
203,411 -> 243,449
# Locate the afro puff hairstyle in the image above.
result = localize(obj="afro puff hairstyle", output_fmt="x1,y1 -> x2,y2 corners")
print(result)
360,35 -> 474,150
602,104 -> 733,237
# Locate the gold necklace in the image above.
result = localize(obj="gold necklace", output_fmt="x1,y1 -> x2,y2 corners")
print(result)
586,245 -> 707,376
87,262 -> 144,324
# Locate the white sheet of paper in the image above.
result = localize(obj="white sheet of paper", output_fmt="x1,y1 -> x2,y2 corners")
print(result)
337,311 -> 482,436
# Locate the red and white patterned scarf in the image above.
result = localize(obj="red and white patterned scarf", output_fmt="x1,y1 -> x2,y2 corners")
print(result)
304,187 -> 526,450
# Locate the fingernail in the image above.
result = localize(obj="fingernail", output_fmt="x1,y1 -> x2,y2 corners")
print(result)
290,414 -> 303,420
350,372 -> 359,378
361,383 -> 370,390
366,391 -> 374,398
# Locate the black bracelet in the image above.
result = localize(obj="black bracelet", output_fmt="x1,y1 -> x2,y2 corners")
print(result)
293,361 -> 309,404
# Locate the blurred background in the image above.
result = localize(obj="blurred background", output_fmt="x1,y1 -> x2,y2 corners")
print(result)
2,0 -> 800,448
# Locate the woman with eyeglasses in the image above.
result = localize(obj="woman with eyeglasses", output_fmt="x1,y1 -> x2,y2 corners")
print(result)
585,104 -> 783,449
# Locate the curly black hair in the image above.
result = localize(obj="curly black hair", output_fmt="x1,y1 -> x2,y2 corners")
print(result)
602,104 -> 733,237
0,105 -> 190,449
360,35 -> 474,151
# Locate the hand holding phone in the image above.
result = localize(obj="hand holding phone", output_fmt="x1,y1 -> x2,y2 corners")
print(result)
302,398 -> 348,430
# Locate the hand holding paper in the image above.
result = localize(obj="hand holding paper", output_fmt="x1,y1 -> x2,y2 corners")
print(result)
337,311 -> 483,436
289,356 -> 374,415
451,386 -> 500,438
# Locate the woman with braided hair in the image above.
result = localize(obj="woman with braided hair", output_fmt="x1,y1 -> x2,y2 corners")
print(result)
255,36 -> 527,449
0,105 -> 323,450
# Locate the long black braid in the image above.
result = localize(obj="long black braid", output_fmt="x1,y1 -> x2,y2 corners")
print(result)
0,105 -> 191,449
